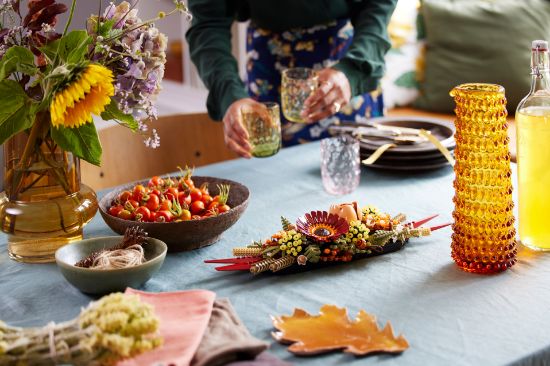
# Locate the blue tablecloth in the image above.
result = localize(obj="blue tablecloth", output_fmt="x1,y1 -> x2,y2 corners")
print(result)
1,142 -> 549,366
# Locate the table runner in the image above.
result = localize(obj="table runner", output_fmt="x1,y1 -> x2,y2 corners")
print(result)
1,142 -> 548,366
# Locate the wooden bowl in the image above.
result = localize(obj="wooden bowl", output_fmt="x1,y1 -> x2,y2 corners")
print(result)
99,176 -> 250,251
55,236 -> 167,295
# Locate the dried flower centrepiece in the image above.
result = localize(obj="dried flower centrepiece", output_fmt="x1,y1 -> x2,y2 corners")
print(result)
206,202 -> 450,274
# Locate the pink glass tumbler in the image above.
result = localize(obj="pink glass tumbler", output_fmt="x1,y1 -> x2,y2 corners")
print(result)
320,135 -> 360,195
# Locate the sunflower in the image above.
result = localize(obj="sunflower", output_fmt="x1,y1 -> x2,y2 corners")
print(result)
296,211 -> 349,242
50,64 -> 115,128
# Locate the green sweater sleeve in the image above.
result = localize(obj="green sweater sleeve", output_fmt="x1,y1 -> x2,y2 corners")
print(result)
332,0 -> 398,96
185,0 -> 249,121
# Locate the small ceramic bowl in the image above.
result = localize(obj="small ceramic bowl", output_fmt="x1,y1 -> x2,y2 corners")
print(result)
55,236 -> 167,295
99,176 -> 250,251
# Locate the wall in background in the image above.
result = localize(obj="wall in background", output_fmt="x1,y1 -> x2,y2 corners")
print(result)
59,0 -> 183,42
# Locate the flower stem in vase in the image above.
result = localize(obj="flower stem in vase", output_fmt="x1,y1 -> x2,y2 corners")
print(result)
1,116 -> 98,263
7,114 -> 46,200
36,148 -> 72,195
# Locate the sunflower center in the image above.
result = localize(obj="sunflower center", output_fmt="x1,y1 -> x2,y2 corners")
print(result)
313,227 -> 332,237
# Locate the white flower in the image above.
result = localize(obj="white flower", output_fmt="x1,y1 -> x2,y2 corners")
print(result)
41,23 -> 55,33
144,129 -> 160,148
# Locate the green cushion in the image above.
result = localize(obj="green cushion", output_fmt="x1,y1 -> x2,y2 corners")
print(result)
415,0 -> 550,113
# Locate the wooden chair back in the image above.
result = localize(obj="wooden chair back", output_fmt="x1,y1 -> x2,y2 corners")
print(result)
81,113 -> 236,190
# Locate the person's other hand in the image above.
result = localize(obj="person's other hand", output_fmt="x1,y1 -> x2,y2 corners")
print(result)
301,68 -> 351,123
223,98 -> 269,159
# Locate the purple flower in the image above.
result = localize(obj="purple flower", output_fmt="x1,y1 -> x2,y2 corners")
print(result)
125,60 -> 145,79
103,2 -> 116,20
89,1 -> 170,149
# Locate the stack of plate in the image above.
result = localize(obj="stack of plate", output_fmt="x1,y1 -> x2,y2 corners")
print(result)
355,117 -> 455,171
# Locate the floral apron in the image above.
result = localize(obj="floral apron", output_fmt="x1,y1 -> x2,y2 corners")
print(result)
246,19 -> 385,147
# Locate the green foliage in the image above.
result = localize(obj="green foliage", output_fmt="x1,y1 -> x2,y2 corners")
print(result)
0,46 -> 38,80
41,30 -> 92,64
89,17 -> 123,39
0,80 -> 37,145
248,240 -> 263,248
368,230 -> 395,247
101,99 -> 139,131
51,123 -> 102,166
98,19 -> 116,37
281,216 -> 293,231
304,245 -> 320,263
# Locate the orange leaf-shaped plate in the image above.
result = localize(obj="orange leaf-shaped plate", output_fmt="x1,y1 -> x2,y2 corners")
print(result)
272,305 -> 409,356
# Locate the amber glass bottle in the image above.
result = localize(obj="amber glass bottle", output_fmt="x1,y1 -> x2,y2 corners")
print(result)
450,83 -> 517,273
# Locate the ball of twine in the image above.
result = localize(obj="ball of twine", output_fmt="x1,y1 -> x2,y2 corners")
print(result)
91,244 -> 145,269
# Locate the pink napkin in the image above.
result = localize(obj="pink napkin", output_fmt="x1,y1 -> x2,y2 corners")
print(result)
119,288 -> 216,366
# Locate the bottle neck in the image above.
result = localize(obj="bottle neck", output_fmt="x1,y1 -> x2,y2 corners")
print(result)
530,47 -> 550,93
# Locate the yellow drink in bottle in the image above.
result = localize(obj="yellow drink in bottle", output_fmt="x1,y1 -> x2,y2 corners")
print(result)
516,40 -> 550,250
516,106 -> 550,249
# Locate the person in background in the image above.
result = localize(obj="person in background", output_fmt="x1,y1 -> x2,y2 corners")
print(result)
186,0 -> 398,158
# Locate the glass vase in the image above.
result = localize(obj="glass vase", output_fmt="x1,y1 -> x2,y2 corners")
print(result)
0,121 -> 98,263
450,83 -> 517,274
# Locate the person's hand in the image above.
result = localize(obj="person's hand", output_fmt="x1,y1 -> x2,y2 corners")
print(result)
223,98 -> 269,159
301,68 -> 351,123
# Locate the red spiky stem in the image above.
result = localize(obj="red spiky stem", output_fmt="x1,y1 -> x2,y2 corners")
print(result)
409,214 -> 439,228
429,223 -> 451,231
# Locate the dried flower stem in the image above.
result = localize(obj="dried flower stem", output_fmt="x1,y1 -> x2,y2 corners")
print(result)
232,247 -> 262,257
392,213 -> 406,223
251,258 -> 276,274
103,7 -> 180,43
269,256 -> 296,272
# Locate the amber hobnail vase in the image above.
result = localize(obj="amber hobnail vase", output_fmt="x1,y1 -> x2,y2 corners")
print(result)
450,83 -> 517,274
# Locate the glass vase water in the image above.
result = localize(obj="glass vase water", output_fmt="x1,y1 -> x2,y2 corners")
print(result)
0,120 -> 98,263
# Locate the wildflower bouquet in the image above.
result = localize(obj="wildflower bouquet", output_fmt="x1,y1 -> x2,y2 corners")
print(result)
0,0 -> 189,199
205,202 -> 449,274
0,293 -> 162,365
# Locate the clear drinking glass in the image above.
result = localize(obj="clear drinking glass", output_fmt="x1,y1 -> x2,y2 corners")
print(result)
320,135 -> 360,195
241,102 -> 282,158
281,67 -> 318,123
